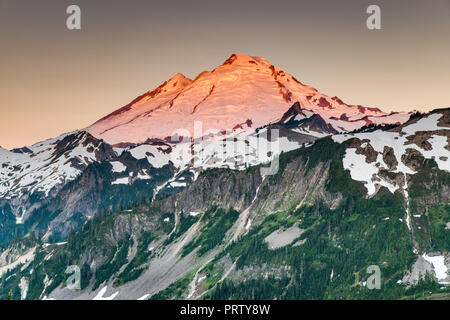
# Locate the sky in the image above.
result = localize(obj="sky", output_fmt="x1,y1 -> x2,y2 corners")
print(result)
0,0 -> 449,149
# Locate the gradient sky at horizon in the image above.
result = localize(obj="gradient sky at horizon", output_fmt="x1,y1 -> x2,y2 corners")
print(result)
0,0 -> 449,149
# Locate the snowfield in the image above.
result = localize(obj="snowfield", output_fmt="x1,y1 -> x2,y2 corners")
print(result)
333,112 -> 449,196
0,246 -> 37,277
0,131 -> 110,202
0,53 -> 435,229
110,161 -> 127,173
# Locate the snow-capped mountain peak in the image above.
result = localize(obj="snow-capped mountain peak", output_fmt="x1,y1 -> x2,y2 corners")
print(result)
163,73 -> 192,92
88,53 -> 413,146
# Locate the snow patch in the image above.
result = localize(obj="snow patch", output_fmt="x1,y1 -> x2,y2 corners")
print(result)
112,177 -> 129,185
110,161 -> 127,173
93,286 -> 119,300
422,254 -> 448,282
19,277 -> 29,300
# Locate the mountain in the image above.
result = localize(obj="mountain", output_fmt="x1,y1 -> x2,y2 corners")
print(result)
0,132 -> 181,243
0,54 -> 414,245
88,53 -> 411,145
0,54 -> 448,300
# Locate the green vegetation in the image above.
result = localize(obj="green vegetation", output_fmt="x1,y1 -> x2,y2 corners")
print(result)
114,232 -> 156,286
149,268 -> 197,300
93,237 -> 131,290
181,206 -> 240,257
206,191 -> 419,299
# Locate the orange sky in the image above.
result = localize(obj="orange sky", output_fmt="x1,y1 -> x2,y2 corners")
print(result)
0,0 -> 449,149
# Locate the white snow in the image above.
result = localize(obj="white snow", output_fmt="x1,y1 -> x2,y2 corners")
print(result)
137,173 -> 152,180
422,254 -> 448,282
0,246 -> 37,277
110,161 -> 127,173
93,286 -> 119,300
169,181 -> 187,188
129,144 -> 172,168
189,211 -> 201,217
111,177 -> 129,185
402,113 -> 446,135
88,53 -> 410,146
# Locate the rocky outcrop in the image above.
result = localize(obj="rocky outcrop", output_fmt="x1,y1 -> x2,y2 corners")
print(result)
383,146 -> 398,170
347,138 -> 378,163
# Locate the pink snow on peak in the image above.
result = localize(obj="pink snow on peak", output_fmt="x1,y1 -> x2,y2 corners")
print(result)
88,53 -> 412,145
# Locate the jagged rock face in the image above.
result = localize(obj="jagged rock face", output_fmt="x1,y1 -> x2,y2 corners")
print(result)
0,131 -> 114,205
402,148 -> 427,171
251,157 -> 341,216
279,101 -> 304,123
303,114 -> 339,135
171,169 -> 263,214
279,102 -> 339,135
35,155 -> 178,241
346,138 -> 378,163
